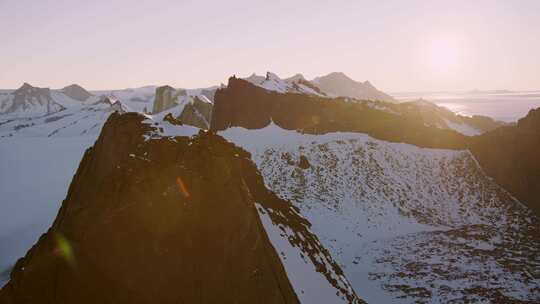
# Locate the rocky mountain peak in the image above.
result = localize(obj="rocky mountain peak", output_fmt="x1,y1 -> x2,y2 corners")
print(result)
285,73 -> 306,82
18,82 -> 34,91
62,84 -> 92,101
265,71 -> 281,81
14,82 -> 49,95
317,72 -> 352,82
0,112 -> 363,303
312,72 -> 395,102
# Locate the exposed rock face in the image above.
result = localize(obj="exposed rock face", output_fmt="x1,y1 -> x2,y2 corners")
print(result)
178,96 -> 213,129
0,113 -> 362,303
151,86 -> 213,129
200,88 -> 217,102
61,84 -> 92,102
98,96 -> 127,113
298,155 -> 310,169
151,85 -> 186,114
0,83 -> 64,116
468,107 -> 540,215
163,112 -> 183,125
211,77 -> 467,150
312,72 -> 395,102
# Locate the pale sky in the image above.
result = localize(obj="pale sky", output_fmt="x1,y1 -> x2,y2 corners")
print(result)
1,0 -> 539,92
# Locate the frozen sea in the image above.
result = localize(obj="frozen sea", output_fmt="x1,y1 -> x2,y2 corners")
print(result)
393,91 -> 540,122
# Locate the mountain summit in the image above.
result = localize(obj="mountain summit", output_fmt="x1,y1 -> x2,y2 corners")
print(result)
312,72 -> 395,102
61,84 -> 92,102
0,83 -> 63,117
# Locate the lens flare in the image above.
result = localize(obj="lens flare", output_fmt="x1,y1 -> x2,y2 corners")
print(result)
54,232 -> 75,267
176,176 -> 191,199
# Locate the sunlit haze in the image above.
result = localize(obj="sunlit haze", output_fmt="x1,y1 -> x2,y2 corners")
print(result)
1,0 -> 539,91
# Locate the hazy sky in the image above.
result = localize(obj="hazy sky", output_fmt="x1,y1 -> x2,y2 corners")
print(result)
1,0 -> 539,92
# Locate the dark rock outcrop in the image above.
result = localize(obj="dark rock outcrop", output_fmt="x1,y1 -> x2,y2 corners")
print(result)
151,86 -> 213,129
298,155 -> 310,169
162,113 -> 183,125
61,84 -> 92,102
0,113 -> 361,303
211,77 -> 467,150
468,107 -> 540,215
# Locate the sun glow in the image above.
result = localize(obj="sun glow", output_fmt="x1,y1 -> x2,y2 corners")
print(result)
425,36 -> 465,73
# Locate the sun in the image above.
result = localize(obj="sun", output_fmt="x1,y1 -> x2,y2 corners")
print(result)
425,36 -> 464,73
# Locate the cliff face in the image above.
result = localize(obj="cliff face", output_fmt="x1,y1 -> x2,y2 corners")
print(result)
211,77 -> 467,150
0,113 -> 361,304
468,107 -> 540,215
177,96 -> 213,129
151,85 -> 186,114
151,86 -> 213,129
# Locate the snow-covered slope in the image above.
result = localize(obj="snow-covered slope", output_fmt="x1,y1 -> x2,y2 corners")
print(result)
245,72 -> 326,96
91,85 -> 157,113
0,98 -> 122,138
0,136 -> 94,287
0,93 -> 130,287
221,123 -> 540,303
0,83 -> 66,118
244,72 -> 396,103
255,203 -> 361,303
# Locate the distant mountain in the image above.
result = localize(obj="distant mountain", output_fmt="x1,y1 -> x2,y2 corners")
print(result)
61,84 -> 92,101
312,72 -> 395,102
211,76 -> 467,149
243,72 -> 394,102
241,74 -> 504,136
0,96 -> 123,139
151,85 -> 214,129
0,112 -> 363,304
396,99 -> 505,135
98,96 -> 129,113
0,83 -> 65,117
91,86 -> 158,113
245,72 -> 326,96
91,85 -> 218,115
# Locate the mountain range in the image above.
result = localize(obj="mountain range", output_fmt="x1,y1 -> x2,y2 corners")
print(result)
0,72 -> 538,303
